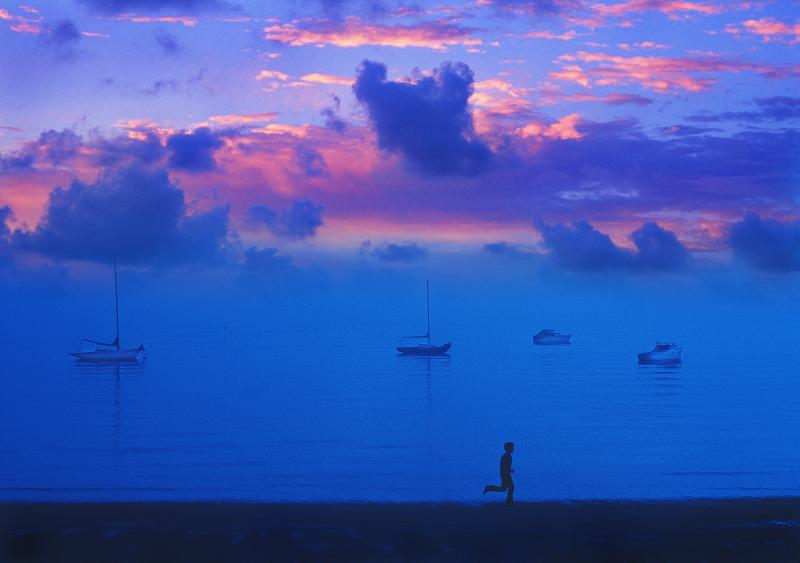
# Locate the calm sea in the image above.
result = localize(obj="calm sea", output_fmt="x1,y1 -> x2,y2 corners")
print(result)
2,284 -> 799,502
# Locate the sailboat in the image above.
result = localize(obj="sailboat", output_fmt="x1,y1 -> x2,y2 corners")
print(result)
70,256 -> 144,363
396,281 -> 451,356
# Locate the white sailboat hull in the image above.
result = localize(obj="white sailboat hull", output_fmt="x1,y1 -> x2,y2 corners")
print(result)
70,347 -> 143,363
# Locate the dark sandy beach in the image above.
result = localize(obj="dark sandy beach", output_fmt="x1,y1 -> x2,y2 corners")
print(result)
3,499 -> 800,561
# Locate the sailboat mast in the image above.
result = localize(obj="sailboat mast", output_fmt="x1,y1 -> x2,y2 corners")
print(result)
426,280 -> 430,344
113,254 -> 120,350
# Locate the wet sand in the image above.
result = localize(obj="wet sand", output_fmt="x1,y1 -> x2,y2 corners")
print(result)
3,498 -> 800,561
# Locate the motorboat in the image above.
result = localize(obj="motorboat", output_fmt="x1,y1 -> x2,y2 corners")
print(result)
70,256 -> 145,363
638,342 -> 681,365
532,329 -> 571,345
397,281 -> 451,356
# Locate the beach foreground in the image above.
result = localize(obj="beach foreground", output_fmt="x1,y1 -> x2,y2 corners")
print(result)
3,499 -> 800,561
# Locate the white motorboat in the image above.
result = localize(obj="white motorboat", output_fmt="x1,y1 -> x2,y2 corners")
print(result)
70,256 -> 144,363
533,329 -> 571,345
638,342 -> 681,365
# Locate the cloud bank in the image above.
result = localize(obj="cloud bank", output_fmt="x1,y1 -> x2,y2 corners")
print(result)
729,213 -> 800,272
13,167 -> 230,265
536,220 -> 689,272
248,200 -> 324,240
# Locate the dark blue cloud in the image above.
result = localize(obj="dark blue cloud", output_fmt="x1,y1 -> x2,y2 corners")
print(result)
78,0 -> 234,14
0,206 -> 13,239
13,167 -> 230,265
1,129 -> 165,173
755,97 -> 800,121
243,247 -> 293,275
536,220 -> 623,271
483,241 -> 535,259
37,129 -> 82,164
662,125 -> 721,137
308,0 -> 389,19
687,97 -> 800,124
0,152 -> 34,172
536,220 -> 688,272
0,206 -> 13,269
295,146 -> 327,177
321,95 -> 346,134
353,60 -> 492,176
629,222 -> 690,272
166,127 -> 223,172
165,205 -> 230,264
45,20 -> 81,45
729,213 -> 800,273
248,200 -> 324,240
93,131 -> 165,167
0,130 -> 80,172
40,20 -> 82,61
140,79 -> 179,96
504,121 -> 798,226
155,30 -> 183,55
482,0 -> 581,15
360,240 -> 429,263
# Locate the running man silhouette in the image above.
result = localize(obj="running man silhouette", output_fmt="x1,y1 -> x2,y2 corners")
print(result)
483,442 -> 514,504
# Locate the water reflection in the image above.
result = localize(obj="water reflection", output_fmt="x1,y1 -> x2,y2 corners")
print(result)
637,363 -> 683,418
397,356 -> 450,421
70,362 -> 145,447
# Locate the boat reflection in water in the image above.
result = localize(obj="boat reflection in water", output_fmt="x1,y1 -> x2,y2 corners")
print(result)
396,281 -> 451,357
397,355 -> 451,421
71,360 -> 145,445
638,342 -> 682,365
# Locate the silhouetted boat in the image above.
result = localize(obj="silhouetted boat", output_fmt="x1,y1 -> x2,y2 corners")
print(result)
532,329 -> 571,345
70,256 -> 144,363
397,281 -> 451,356
638,342 -> 681,365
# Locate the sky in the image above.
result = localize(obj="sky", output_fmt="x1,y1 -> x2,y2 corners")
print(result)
0,0 -> 798,284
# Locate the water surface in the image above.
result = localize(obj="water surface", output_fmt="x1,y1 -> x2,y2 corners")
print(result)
2,289 -> 799,501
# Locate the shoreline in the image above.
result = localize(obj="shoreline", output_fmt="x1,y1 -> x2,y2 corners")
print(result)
3,498 -> 800,561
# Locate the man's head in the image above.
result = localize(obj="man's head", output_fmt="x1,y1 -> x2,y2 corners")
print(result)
504,441 -> 514,453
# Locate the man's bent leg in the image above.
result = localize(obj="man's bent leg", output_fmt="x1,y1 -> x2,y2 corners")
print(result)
484,484 -> 507,494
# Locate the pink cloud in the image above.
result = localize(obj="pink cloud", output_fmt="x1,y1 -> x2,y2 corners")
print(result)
474,78 -> 531,98
725,18 -> 800,44
255,69 -> 290,81
549,65 -> 593,88
517,114 -> 584,141
540,91 -> 653,105
617,41 -> 669,50
0,7 -> 42,34
471,79 -> 535,134
522,30 -> 579,40
300,73 -> 354,86
591,0 -> 723,18
551,51 -> 796,93
207,113 -> 279,127
263,17 -> 482,50
9,22 -> 40,33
